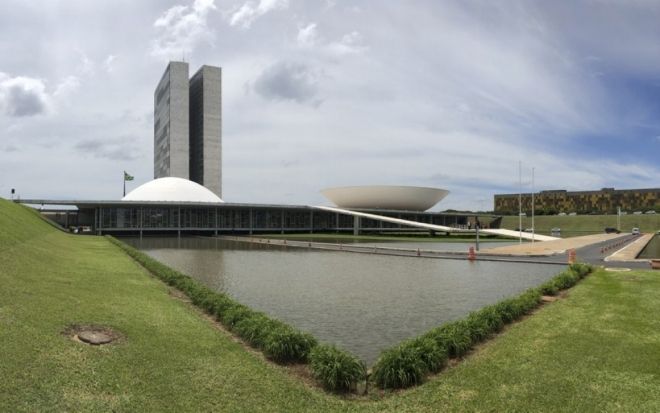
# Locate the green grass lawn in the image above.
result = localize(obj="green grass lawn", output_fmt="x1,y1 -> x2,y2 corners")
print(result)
502,214 -> 659,236
2,198 -> 659,412
0,200 -> 340,412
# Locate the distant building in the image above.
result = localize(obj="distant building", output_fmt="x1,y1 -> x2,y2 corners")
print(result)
189,65 -> 222,197
154,61 -> 222,197
494,187 -> 660,215
154,61 -> 190,180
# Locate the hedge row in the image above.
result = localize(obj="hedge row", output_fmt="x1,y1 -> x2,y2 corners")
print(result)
372,263 -> 594,389
106,236 -> 365,391
309,344 -> 367,392
539,263 -> 592,296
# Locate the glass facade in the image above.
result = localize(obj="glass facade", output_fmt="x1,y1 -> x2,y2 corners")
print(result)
90,204 -> 471,234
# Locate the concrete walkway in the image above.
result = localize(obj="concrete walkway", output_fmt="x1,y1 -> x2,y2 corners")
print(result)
481,233 -> 629,256
213,233 -> 650,268
605,233 -> 654,262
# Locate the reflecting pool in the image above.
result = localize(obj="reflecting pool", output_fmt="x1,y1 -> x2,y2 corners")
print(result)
126,236 -> 563,365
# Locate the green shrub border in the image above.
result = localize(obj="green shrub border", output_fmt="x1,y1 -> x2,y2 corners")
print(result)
372,263 -> 595,389
309,344 -> 367,393
105,235 -> 365,392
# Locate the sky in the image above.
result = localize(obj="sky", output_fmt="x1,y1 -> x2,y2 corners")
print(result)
0,0 -> 659,211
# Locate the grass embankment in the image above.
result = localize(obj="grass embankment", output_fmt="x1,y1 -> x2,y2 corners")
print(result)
2,198 -> 660,411
0,199 -> 340,411
502,214 -> 659,236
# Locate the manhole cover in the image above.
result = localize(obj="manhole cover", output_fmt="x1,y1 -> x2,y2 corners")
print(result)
78,331 -> 113,345
63,324 -> 121,346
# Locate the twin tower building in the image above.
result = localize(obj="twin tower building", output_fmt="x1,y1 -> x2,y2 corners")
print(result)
154,61 -> 222,197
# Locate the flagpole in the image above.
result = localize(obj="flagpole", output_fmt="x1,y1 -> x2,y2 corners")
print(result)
123,171 -> 126,197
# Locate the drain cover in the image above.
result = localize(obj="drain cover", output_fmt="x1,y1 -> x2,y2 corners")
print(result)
64,324 -> 121,346
77,330 -> 113,345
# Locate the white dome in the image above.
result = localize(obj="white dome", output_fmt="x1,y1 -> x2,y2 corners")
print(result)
122,177 -> 224,203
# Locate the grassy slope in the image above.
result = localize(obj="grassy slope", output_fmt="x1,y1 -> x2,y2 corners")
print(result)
2,199 -> 659,412
0,200 -> 340,412
502,214 -> 659,236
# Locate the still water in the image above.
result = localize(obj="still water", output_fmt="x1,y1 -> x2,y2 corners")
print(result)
126,236 -> 562,365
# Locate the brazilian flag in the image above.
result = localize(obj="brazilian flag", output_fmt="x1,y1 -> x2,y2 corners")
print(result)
124,171 -> 134,181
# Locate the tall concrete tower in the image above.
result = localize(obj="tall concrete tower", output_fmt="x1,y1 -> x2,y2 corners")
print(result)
154,61 -> 189,179
189,65 -> 222,197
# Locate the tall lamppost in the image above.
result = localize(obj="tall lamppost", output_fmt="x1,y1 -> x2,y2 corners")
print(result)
531,167 -> 535,243
518,161 -> 522,244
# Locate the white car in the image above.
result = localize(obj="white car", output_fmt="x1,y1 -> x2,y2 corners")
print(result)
632,228 -> 640,235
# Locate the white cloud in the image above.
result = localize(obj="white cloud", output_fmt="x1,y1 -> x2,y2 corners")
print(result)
253,61 -> 322,105
103,55 -> 117,73
326,31 -> 366,56
323,0 -> 336,11
53,76 -> 81,98
0,70 -> 90,118
297,23 -> 318,48
0,73 -> 49,117
150,0 -> 216,59
227,0 -> 288,29
75,135 -> 143,161
76,50 -> 95,76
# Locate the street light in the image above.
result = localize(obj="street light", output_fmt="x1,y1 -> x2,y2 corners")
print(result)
531,167 -> 535,243
518,161 -> 522,244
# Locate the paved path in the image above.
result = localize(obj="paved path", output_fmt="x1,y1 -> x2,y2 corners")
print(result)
481,233 -> 629,256
605,233 -> 654,262
214,233 -> 653,269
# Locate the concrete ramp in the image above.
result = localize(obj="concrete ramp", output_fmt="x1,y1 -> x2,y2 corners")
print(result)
313,205 -> 459,233
481,228 -> 557,242
312,205 -> 558,242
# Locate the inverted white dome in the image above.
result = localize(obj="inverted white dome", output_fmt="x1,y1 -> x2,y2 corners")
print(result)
122,177 -> 223,203
321,185 -> 449,211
